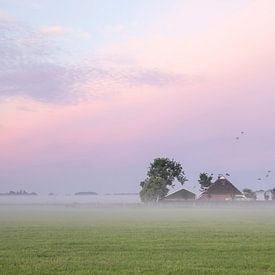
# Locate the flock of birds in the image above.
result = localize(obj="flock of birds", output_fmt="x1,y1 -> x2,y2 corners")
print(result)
192,130 -> 273,190
224,171 -> 272,181
235,131 -> 272,182
257,170 -> 272,181
209,131 -> 273,182
235,131 -> 245,140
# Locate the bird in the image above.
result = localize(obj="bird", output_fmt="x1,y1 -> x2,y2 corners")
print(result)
225,173 -> 230,177
258,178 -> 262,181
241,131 -> 244,134
236,137 -> 240,140
268,170 -> 272,173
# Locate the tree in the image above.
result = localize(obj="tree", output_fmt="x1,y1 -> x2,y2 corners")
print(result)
139,158 -> 187,203
139,176 -> 168,203
243,188 -> 256,200
198,172 -> 213,191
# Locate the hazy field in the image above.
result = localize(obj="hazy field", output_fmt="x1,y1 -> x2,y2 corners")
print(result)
0,204 -> 275,274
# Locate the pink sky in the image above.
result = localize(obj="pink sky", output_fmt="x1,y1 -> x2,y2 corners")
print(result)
0,0 -> 275,194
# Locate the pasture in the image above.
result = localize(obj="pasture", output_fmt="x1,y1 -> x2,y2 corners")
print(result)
0,204 -> 275,274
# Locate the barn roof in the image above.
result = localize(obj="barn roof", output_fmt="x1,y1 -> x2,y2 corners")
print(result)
161,188 -> 196,200
203,177 -> 242,195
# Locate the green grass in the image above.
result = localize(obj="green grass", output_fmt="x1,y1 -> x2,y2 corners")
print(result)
0,205 -> 275,274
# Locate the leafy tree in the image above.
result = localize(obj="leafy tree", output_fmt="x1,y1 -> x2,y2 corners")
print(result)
198,172 -> 213,191
139,177 -> 168,203
243,188 -> 253,194
147,158 -> 187,186
139,158 -> 187,202
243,188 -> 256,200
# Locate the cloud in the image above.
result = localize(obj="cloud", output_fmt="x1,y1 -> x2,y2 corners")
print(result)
0,18 -> 54,64
77,31 -> 91,39
16,106 -> 36,112
39,25 -> 66,36
0,17 -> 195,104
102,24 -> 125,35
0,10 -> 15,21
0,18 -> 96,103
39,25 -> 91,39
0,62 -> 86,103
127,69 -> 187,86
0,19 -> 79,103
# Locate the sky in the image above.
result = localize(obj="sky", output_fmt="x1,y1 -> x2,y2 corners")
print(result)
0,0 -> 275,195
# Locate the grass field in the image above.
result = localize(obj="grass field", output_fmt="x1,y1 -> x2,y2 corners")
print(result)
0,204 -> 275,274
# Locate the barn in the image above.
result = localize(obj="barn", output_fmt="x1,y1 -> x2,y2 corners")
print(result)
199,176 -> 242,201
160,188 -> 196,202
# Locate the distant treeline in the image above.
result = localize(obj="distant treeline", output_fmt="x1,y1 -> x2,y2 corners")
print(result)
0,190 -> 38,196
75,192 -> 98,196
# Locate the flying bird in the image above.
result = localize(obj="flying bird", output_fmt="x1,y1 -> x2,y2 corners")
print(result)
258,178 -> 262,181
236,131 -> 245,140
225,173 -> 230,177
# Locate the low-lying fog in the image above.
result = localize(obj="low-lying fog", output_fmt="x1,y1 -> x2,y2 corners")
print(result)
0,194 -> 141,205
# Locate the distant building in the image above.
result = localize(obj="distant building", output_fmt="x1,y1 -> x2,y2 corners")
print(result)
262,189 -> 275,201
160,189 -> 196,202
199,176 -> 242,201
254,190 -> 266,201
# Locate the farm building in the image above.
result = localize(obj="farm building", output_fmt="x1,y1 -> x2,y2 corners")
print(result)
254,190 -> 266,201
199,176 -> 242,201
160,189 -> 196,202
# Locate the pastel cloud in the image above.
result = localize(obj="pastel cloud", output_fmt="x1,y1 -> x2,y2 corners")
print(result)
0,19 -> 77,103
0,62 -> 84,103
39,25 -> 91,39
0,17 -> 193,104
39,25 -> 66,36
127,69 -> 190,87
103,1 -> 275,78
0,10 -> 15,21
101,24 -> 125,35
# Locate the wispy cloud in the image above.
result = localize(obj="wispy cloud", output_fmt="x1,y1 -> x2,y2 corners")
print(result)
101,24 -> 125,35
127,69 -> 187,86
0,19 -> 78,103
0,17 -> 195,104
0,62 -> 86,103
39,25 -> 91,39
0,10 -> 15,21
16,106 -> 36,112
39,25 -> 66,36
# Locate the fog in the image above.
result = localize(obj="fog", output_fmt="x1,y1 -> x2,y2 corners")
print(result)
0,194 -> 140,205
1,201 -> 275,228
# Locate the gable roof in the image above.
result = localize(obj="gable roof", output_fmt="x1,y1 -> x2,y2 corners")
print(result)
203,177 -> 242,196
161,188 -> 196,200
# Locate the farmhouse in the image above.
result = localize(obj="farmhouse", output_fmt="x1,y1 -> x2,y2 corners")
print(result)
199,176 -> 242,201
160,188 -> 196,202
254,190 -> 266,201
